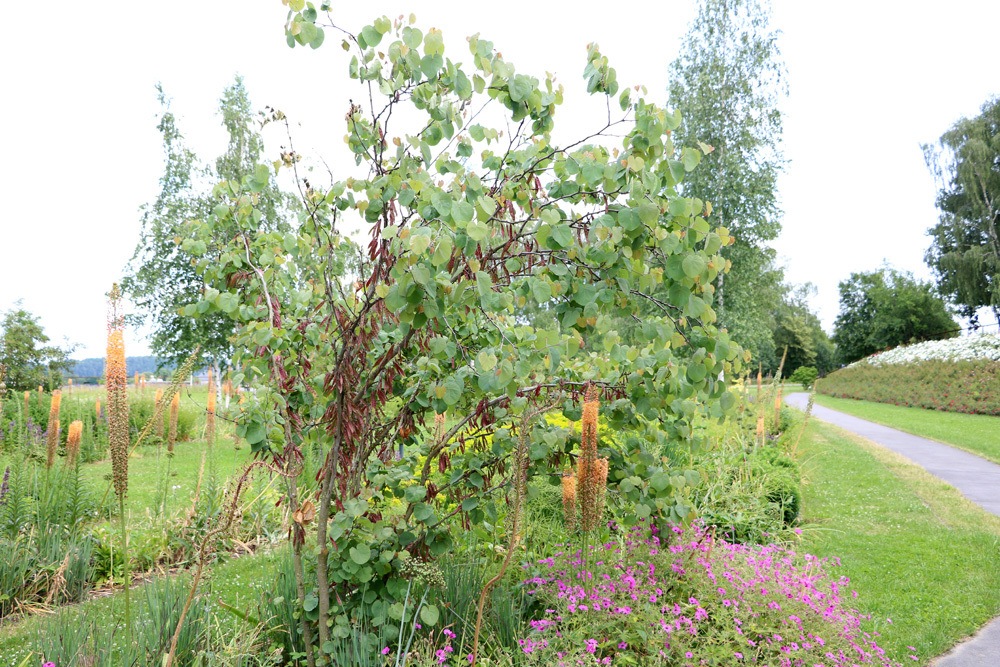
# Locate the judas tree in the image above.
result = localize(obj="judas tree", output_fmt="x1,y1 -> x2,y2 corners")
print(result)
184,8 -> 742,664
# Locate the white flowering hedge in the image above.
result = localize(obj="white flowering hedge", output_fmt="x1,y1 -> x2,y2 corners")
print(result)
856,333 -> 1000,367
820,333 -> 1000,415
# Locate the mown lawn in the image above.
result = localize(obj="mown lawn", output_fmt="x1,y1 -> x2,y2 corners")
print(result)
795,416 -> 1000,664
813,393 -> 1000,464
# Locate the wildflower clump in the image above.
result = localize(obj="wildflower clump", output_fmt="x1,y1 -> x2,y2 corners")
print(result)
45,390 -> 62,469
518,525 -> 905,666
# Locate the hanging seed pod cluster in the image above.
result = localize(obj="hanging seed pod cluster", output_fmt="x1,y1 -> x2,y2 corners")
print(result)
106,284 -> 130,500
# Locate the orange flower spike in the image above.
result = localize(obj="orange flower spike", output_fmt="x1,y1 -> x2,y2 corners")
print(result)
45,390 -> 62,469
66,420 -> 84,468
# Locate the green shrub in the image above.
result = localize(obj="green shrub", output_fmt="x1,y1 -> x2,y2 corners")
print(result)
128,394 -> 199,444
691,443 -> 801,542
788,365 -> 818,389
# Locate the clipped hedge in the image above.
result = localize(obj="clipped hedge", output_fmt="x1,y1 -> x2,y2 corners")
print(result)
817,359 -> 1000,415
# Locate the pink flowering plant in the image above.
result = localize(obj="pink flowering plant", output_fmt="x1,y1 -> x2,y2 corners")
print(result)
507,524 -> 907,666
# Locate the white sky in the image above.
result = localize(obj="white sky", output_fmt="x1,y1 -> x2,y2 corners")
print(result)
1,0 -> 998,359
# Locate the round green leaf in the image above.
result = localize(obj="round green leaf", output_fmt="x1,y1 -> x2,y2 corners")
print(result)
420,604 -> 440,627
350,544 -> 372,565
681,254 -> 706,278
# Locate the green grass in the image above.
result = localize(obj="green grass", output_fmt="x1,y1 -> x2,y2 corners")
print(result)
797,417 -> 1000,664
813,393 -> 1000,464
80,436 -> 252,518
0,543 -> 285,664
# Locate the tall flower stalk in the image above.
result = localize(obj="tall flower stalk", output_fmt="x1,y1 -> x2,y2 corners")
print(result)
66,420 -> 83,468
561,473 -> 577,532
106,283 -> 131,634
168,392 -> 180,453
205,375 -> 216,450
154,388 -> 164,444
578,385 -> 606,533
45,391 -> 62,469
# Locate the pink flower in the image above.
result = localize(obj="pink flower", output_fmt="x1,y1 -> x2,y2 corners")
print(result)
381,647 -> 391,655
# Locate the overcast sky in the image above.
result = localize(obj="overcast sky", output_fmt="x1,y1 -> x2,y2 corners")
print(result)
1,1 -> 998,359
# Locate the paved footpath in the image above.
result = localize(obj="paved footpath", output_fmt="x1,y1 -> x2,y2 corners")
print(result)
784,393 -> 1000,667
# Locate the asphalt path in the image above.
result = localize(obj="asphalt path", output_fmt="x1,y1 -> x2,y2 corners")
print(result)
784,393 -> 1000,667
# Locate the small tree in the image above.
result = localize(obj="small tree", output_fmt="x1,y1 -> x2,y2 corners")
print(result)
833,267 -> 957,364
771,284 -> 834,376
668,0 -> 787,363
0,304 -> 74,392
123,78 -> 290,377
185,10 -> 743,664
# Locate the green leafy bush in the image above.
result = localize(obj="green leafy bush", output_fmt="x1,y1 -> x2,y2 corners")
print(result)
818,359 -> 1000,415
788,365 -> 818,389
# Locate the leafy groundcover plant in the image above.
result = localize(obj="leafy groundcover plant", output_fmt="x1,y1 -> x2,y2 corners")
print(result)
495,524 -> 909,667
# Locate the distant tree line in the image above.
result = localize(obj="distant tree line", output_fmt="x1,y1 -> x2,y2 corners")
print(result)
68,355 -> 172,383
